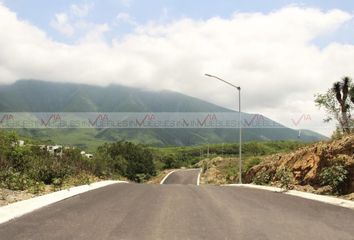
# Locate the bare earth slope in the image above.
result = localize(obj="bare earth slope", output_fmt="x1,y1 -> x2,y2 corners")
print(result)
245,135 -> 354,197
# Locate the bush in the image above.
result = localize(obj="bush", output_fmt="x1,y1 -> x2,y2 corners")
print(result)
95,141 -> 156,181
0,169 -> 35,191
52,178 -> 64,191
275,167 -> 293,190
162,154 -> 180,169
319,164 -> 349,195
0,131 -> 101,192
253,171 -> 271,185
224,163 -> 238,183
28,181 -> 46,194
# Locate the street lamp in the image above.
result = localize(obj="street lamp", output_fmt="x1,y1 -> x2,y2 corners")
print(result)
205,73 -> 242,184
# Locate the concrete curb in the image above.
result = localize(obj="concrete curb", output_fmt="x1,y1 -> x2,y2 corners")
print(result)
228,184 -> 354,210
0,180 -> 128,225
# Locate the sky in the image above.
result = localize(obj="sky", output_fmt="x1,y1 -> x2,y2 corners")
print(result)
0,0 -> 354,136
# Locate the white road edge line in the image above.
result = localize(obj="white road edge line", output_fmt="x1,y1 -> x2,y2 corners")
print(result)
0,180 -> 128,225
160,168 -> 202,185
160,170 -> 178,184
197,168 -> 202,186
227,184 -> 354,210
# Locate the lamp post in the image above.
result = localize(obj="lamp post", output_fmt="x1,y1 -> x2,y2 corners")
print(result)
205,74 -> 242,184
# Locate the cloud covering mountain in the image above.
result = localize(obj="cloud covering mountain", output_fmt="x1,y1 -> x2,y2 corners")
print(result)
0,3 -> 353,135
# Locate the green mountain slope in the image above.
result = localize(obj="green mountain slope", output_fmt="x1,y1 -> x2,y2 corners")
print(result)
0,80 -> 326,150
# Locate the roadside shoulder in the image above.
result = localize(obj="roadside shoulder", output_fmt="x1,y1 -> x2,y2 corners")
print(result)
227,184 -> 354,210
0,180 -> 128,225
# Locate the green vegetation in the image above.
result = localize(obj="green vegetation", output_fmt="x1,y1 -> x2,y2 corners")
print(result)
0,131 -> 157,193
194,141 -> 307,185
315,76 -> 354,136
275,167 -> 294,190
319,163 -> 349,195
250,167 -> 294,190
0,126 -> 313,194
244,157 -> 262,173
95,141 -> 156,182
252,171 -> 271,185
152,140 -> 307,171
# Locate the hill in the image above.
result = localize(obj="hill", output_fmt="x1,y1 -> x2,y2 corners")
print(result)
0,80 -> 326,150
196,135 -> 353,198
244,134 -> 354,197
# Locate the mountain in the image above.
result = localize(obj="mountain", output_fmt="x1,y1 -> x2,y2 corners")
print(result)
0,80 -> 326,150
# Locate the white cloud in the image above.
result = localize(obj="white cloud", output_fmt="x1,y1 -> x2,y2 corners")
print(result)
79,23 -> 110,43
50,2 -> 95,36
0,4 -> 353,136
50,13 -> 75,36
115,12 -> 137,26
70,2 -> 94,18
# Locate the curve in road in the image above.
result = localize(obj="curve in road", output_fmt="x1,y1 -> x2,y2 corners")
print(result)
161,168 -> 201,185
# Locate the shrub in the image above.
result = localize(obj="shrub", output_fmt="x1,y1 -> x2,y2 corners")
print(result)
275,167 -> 294,190
0,169 -> 34,191
319,164 -> 349,195
95,141 -> 156,181
28,181 -> 46,194
163,154 -> 180,169
52,178 -> 64,191
225,164 -> 238,183
135,173 -> 150,183
253,171 -> 271,185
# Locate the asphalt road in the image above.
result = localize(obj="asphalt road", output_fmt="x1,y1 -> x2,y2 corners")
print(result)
161,169 -> 201,185
1,170 -> 354,240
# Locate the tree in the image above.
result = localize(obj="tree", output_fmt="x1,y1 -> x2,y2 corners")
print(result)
96,141 -> 156,182
315,76 -> 354,135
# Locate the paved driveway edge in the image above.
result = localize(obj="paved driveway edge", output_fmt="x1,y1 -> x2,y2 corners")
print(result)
228,184 -> 354,210
0,180 -> 128,224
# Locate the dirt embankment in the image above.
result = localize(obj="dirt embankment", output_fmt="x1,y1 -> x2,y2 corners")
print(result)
245,135 -> 354,198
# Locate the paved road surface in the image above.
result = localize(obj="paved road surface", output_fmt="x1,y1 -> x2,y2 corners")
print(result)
1,170 -> 354,240
161,169 -> 201,185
